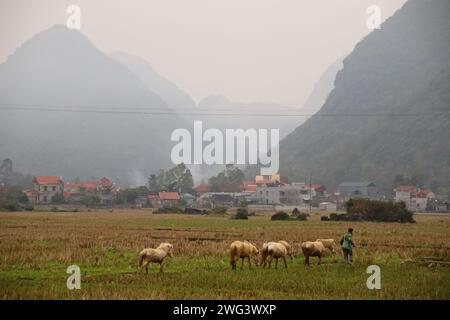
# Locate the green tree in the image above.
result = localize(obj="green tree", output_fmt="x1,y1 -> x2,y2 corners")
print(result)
0,186 -> 29,210
148,174 -> 158,193
148,163 -> 194,193
209,165 -> 244,192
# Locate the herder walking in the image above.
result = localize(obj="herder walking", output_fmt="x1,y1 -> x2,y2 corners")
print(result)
340,228 -> 354,264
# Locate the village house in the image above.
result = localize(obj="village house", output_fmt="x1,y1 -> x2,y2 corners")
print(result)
255,182 -> 322,205
148,194 -> 161,208
394,185 -> 416,204
255,173 -> 281,185
32,176 -> 64,204
337,181 -> 379,200
64,177 -> 118,204
394,185 -> 436,212
198,192 -> 235,208
158,192 -> 180,207
241,180 -> 257,193
194,184 -> 210,196
256,185 -> 282,204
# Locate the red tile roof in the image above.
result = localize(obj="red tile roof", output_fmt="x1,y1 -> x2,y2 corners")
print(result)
100,177 -> 111,186
411,189 -> 434,198
307,183 -> 327,192
158,192 -> 180,200
395,185 -> 416,192
34,176 -> 62,184
242,180 -> 256,187
81,181 -> 100,190
194,184 -> 210,193
255,179 -> 272,185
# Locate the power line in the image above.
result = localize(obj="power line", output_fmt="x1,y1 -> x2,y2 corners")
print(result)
0,103 -> 448,117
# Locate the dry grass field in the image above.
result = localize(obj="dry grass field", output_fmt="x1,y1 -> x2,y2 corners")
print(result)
0,209 -> 449,299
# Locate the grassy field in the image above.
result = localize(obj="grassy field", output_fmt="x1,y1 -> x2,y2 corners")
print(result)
0,209 -> 449,299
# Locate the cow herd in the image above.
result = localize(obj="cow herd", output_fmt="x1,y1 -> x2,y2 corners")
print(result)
138,238 -> 339,273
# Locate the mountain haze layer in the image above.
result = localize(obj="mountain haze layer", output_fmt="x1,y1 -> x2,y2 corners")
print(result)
110,52 -> 197,110
0,25 -> 183,185
280,0 -> 450,192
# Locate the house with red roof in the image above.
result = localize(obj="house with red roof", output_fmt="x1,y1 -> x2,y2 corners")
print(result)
394,185 -> 436,211
194,184 -> 210,195
32,176 -> 64,204
158,192 -> 180,206
308,184 -> 327,195
64,177 -> 118,204
242,180 -> 257,193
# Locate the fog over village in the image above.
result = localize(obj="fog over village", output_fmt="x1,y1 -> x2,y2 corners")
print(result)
0,0 -> 449,302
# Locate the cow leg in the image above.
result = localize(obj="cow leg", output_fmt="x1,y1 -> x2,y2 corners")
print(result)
240,257 -> 244,270
283,257 -> 288,269
268,257 -> 273,268
247,256 -> 251,269
318,256 -> 322,265
275,258 -> 278,269
304,255 -> 309,266
145,262 -> 149,274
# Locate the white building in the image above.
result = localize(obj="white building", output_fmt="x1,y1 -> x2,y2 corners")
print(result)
394,185 -> 436,212
32,176 -> 64,204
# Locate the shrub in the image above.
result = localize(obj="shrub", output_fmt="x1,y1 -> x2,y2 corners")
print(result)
296,212 -> 308,221
3,204 -> 19,211
271,211 -> 290,221
325,199 -> 416,223
233,208 -> 249,220
346,198 -> 415,223
321,216 -> 330,221
155,204 -> 184,214
169,203 -> 184,213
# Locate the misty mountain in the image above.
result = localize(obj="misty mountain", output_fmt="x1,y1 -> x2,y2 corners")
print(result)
300,57 -> 344,115
0,25 -> 183,185
197,95 -> 300,139
280,0 -> 450,192
110,52 -> 197,109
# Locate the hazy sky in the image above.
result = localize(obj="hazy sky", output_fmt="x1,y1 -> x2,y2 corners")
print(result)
0,0 -> 407,106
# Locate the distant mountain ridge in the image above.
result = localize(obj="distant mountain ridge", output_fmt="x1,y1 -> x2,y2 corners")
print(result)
0,25 -> 183,185
110,52 -> 197,110
280,0 -> 450,192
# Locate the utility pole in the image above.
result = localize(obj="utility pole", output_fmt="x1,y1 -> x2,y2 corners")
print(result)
309,173 -> 312,214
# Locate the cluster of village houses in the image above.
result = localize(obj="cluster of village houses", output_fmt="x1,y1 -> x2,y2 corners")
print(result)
23,173 -> 448,213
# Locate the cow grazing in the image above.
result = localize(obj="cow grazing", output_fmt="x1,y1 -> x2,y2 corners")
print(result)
278,240 -> 295,260
260,241 -> 289,269
139,242 -> 173,273
229,241 -> 259,270
301,241 -> 329,266
316,238 -> 338,254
